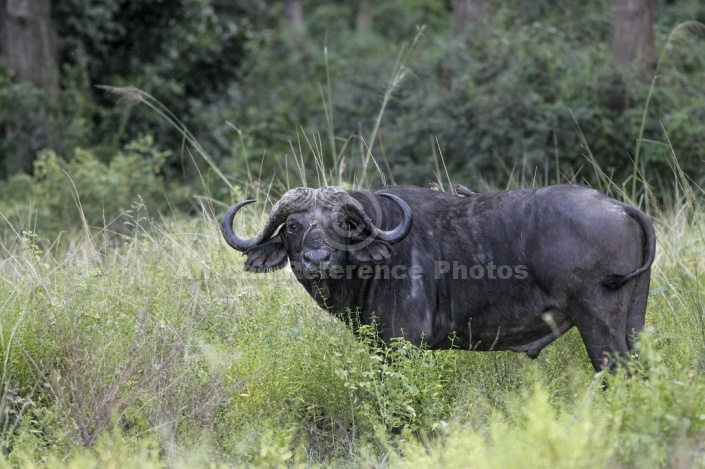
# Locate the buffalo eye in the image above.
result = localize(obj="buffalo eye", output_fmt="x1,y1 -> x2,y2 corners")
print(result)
287,221 -> 302,234
338,219 -> 360,236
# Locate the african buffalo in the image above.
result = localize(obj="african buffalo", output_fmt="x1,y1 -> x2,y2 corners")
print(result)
221,185 -> 655,372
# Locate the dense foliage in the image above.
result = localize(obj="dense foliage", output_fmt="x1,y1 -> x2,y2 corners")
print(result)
1,0 -> 704,223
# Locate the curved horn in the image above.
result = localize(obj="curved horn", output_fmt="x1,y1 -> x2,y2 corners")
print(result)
343,193 -> 412,245
221,187 -> 316,252
221,200 -> 258,251
375,193 -> 413,243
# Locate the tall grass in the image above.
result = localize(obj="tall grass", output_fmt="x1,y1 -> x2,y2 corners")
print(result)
0,151 -> 703,466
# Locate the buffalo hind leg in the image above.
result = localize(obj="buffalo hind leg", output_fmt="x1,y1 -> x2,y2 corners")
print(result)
578,327 -> 630,373
587,340 -> 630,373
571,298 -> 631,373
625,271 -> 650,353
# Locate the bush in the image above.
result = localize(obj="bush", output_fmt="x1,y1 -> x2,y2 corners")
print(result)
0,134 -> 190,239
334,325 -> 463,434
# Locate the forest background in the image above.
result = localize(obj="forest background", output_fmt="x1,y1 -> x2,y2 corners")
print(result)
0,0 -> 704,235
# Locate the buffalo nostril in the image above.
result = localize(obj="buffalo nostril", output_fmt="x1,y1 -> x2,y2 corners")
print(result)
303,249 -> 331,265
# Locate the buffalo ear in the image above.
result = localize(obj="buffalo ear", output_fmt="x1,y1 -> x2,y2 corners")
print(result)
243,237 -> 288,272
348,240 -> 393,265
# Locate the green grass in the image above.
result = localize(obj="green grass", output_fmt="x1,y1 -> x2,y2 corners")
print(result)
0,175 -> 704,467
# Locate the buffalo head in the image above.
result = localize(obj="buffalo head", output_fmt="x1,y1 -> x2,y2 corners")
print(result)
221,187 -> 412,277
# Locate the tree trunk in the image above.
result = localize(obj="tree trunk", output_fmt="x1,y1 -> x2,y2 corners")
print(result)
0,0 -> 60,176
284,0 -> 304,31
452,0 -> 490,40
0,0 -> 60,100
612,0 -> 656,82
356,0 -> 372,33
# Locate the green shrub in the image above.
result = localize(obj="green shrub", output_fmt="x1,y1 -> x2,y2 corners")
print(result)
0,134 -> 190,239
394,384 -> 614,469
334,325 -> 463,434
